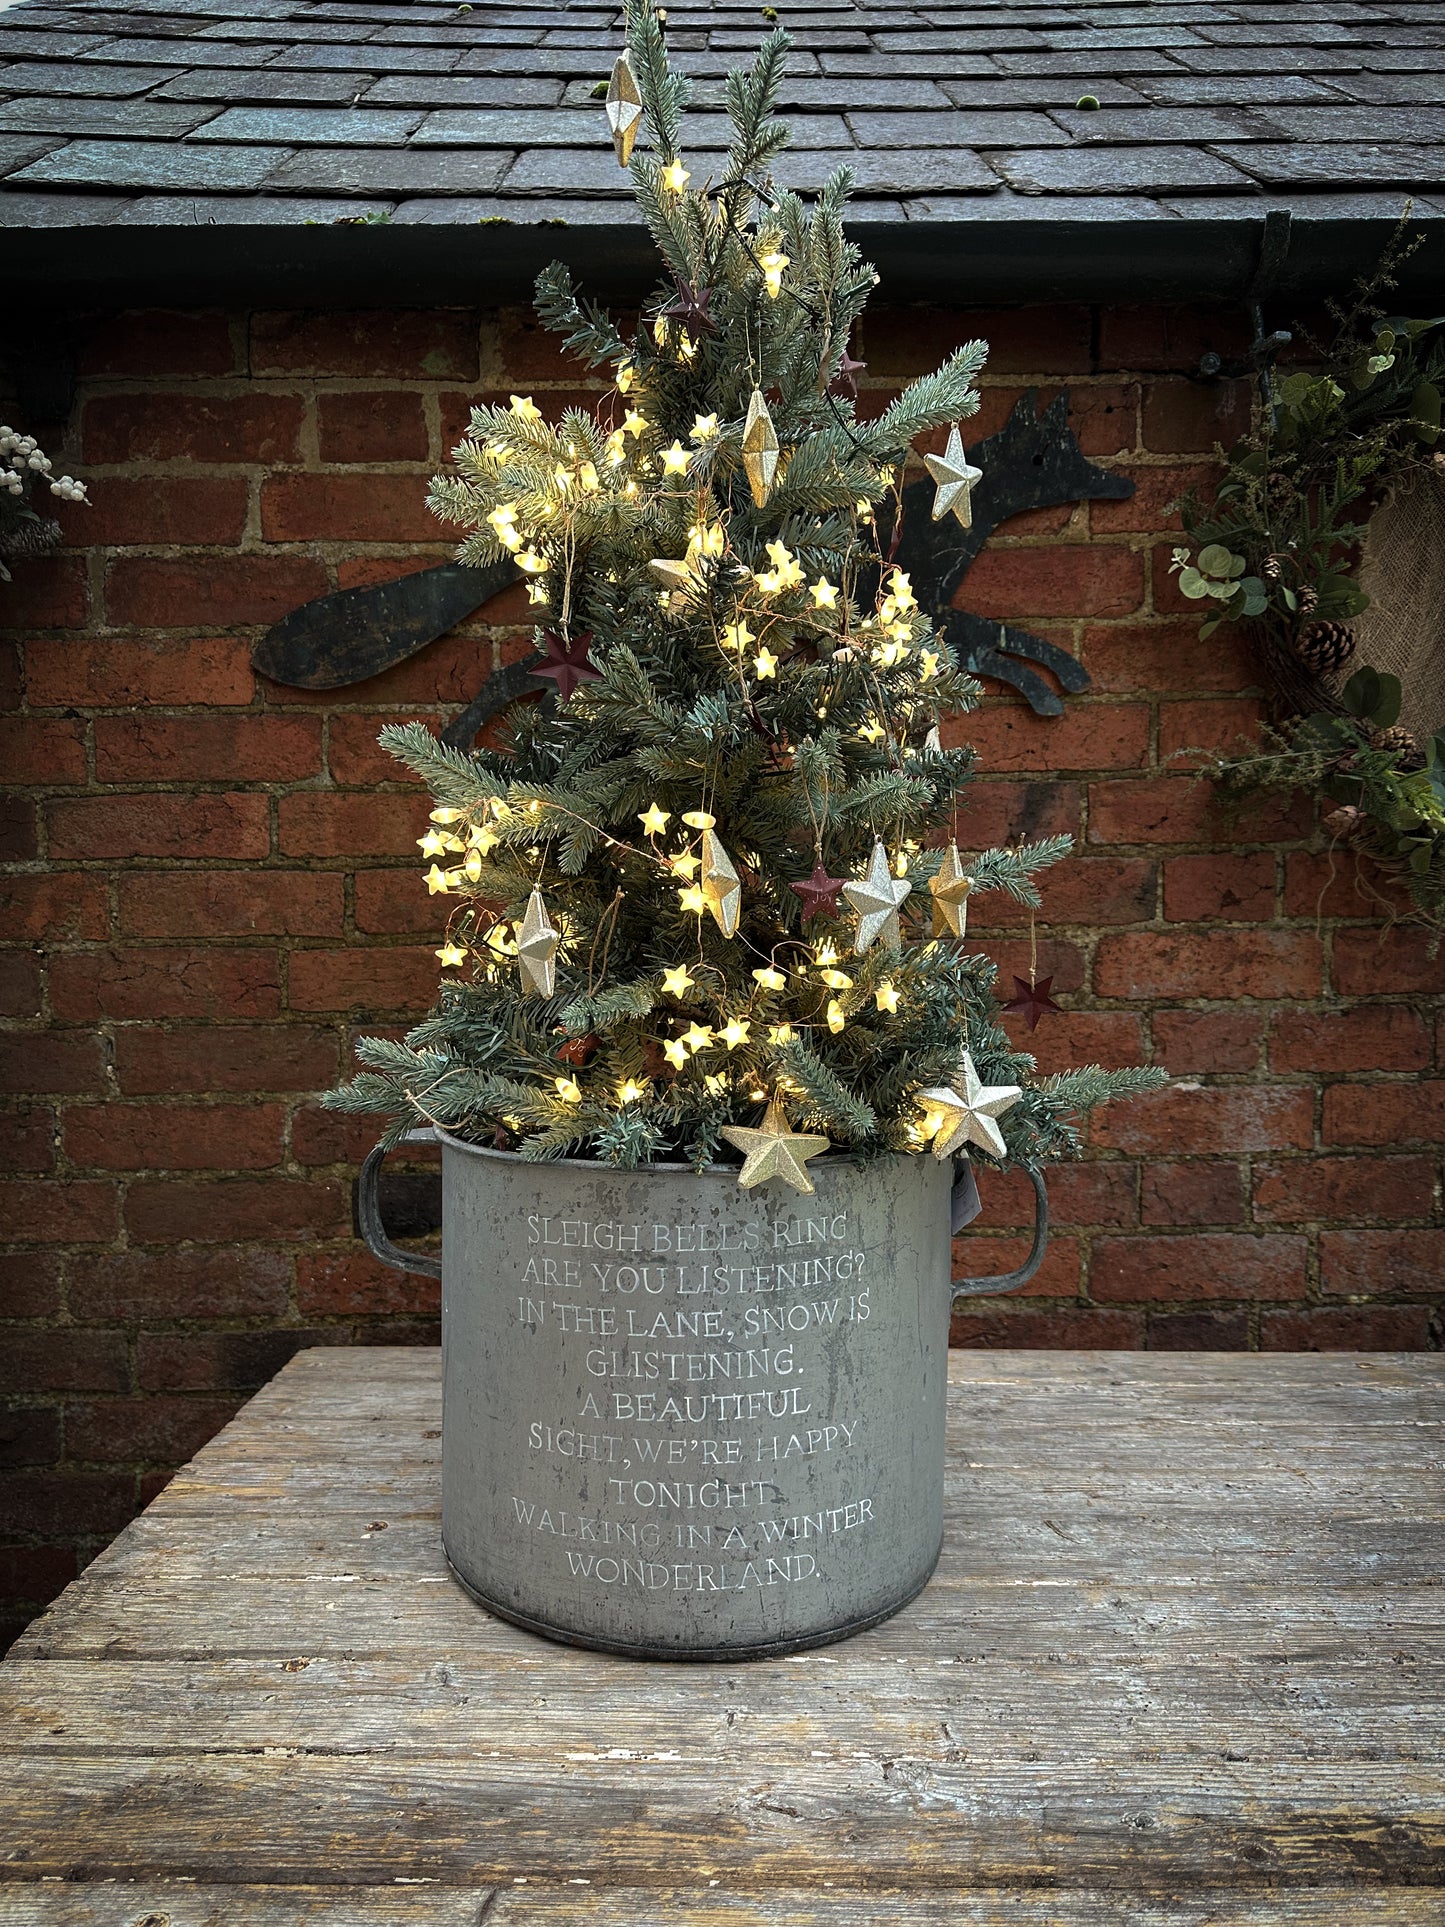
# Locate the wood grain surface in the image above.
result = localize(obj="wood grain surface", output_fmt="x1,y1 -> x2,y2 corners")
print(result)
1,1348 -> 1441,1924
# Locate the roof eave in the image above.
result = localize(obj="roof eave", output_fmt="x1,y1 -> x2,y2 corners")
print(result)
5,203 -> 1443,311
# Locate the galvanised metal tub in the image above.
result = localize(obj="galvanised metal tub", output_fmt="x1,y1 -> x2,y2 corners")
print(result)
360,1127 -> 1046,1660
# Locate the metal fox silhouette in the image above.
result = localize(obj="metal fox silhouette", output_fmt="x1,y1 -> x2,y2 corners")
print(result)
251,388 -> 1131,736
883,389 -> 1134,716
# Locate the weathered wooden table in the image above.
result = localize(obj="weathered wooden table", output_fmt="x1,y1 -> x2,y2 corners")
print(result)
2,1348 -> 1441,1923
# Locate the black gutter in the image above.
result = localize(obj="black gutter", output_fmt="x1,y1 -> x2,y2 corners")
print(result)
5,212 -> 1443,310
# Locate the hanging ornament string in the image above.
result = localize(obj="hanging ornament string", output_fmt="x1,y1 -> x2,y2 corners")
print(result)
1001,905 -> 1064,1030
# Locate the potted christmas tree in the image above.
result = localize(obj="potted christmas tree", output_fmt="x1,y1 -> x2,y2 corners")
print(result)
332,6 -> 1162,1659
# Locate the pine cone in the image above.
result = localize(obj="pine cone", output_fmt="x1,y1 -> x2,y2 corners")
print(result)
1295,619 -> 1356,677
1266,471 -> 1297,506
1295,585 -> 1319,618
1261,556 -> 1282,581
1323,803 -> 1363,839
0,515 -> 61,560
1373,724 -> 1426,771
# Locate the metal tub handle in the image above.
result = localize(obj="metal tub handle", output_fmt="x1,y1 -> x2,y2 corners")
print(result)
357,1129 -> 1047,1297
951,1163 -> 1049,1301
357,1127 -> 443,1280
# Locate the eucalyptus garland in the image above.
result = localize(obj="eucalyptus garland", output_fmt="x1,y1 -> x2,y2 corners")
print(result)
1173,226 -> 1445,936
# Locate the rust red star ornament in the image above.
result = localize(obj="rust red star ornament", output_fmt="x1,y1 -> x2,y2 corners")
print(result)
1000,974 -> 1064,1031
790,861 -> 847,922
831,345 -> 866,400
661,275 -> 717,335
533,629 -> 601,702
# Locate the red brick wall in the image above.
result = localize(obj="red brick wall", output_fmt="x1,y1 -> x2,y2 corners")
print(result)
2,300 -> 1441,1650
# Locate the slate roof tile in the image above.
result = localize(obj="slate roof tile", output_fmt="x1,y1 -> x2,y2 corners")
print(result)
990,48 -> 1191,73
0,183 -> 132,219
0,56 -> 163,92
364,75 -> 567,106
0,27 -> 108,54
150,68 -> 380,101
192,105 -> 426,144
275,43 -> 461,71
0,130 -> 62,170
14,134 -> 289,186
850,107 -> 1071,147
114,189 -> 394,218
1130,75 -> 1358,105
76,34 -> 283,63
1225,140 -> 1445,186
937,76 -> 1146,105
264,143 -> 510,193
0,94 -> 216,134
1339,73 -> 1445,104
906,187 -> 1175,219
0,0 -> 1440,296
996,144 -> 1256,193
1049,106 -> 1287,142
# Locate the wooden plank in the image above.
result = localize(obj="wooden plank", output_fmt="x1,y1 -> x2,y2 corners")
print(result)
0,1753 -> 1439,1886
2,1349 -> 1440,1911
63,1507 -> 1445,1588
3,1885 -> 1442,1926
14,1574 -> 1442,1664
3,1887 -> 1443,1927
2,1654 -> 1439,1761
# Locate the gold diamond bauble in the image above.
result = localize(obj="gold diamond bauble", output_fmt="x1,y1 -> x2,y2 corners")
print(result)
648,556 -> 697,596
741,387 -> 780,507
605,52 -> 643,167
918,1052 -> 1022,1161
928,841 -> 973,938
721,1098 -> 831,1194
700,828 -> 741,938
842,839 -> 911,953
515,887 -> 560,997
923,423 -> 983,529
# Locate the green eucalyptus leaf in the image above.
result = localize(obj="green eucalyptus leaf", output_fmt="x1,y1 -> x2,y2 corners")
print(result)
1409,380 -> 1441,445
1319,577 -> 1369,618
1197,542 -> 1234,577
1341,666 -> 1381,720
1177,567 -> 1210,599
1383,312 -> 1445,339
1370,671 -> 1403,729
1281,585 -> 1298,611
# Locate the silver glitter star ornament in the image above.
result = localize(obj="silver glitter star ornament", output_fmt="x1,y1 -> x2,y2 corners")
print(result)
917,1052 -> 1022,1161
842,839 -> 911,953
605,52 -> 643,168
923,423 -> 983,529
515,887 -> 560,997
721,1099 -> 831,1194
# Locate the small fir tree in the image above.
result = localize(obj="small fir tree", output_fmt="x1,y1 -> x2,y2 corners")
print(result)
326,6 -> 1163,1184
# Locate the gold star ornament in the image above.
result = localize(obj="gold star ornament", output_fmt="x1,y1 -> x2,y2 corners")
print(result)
923,423 -> 983,529
515,888 -> 560,998
928,841 -> 973,938
721,1099 -> 831,1194
741,388 -> 779,507
700,828 -> 742,938
917,1052 -> 1022,1161
605,52 -> 643,167
842,839 -> 912,953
